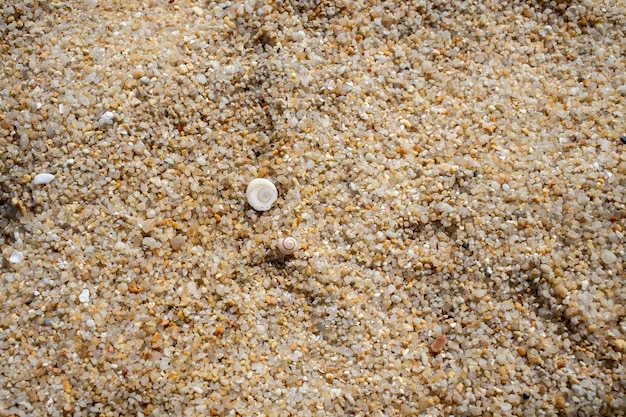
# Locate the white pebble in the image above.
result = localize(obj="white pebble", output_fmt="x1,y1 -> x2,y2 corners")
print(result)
9,250 -> 23,264
114,241 -> 127,251
79,289 -> 90,303
33,173 -> 55,185
99,111 -> 115,127
600,250 -> 617,265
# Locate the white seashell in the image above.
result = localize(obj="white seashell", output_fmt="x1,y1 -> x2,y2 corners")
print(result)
277,236 -> 298,255
246,178 -> 278,211
33,173 -> 55,185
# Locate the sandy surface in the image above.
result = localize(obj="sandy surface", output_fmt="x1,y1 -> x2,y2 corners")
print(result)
1,0 -> 625,416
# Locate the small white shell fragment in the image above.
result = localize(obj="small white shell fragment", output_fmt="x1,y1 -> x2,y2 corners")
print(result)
277,236 -> 298,255
9,249 -> 23,264
99,111 -> 115,127
79,289 -> 90,303
246,178 -> 278,211
33,173 -> 55,185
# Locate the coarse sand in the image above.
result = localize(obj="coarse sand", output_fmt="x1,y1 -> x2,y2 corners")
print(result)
1,0 -> 625,416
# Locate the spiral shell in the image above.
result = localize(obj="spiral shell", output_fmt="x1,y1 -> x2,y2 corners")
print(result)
277,236 -> 298,255
246,178 -> 278,211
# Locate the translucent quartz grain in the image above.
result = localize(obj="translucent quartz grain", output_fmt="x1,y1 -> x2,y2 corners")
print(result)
600,250 -> 617,265
78,289 -> 90,303
8,250 -> 23,264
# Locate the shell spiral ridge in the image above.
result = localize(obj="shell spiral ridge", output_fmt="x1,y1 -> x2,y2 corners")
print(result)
277,236 -> 298,255
247,178 -> 278,211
